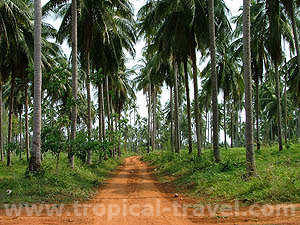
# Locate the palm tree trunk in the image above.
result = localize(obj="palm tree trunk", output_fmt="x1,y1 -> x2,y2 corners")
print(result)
204,110 -> 208,148
29,0 -> 42,171
230,106 -> 233,148
117,112 -> 121,157
19,111 -> 22,161
105,75 -> 112,157
211,115 -> 213,144
184,62 -> 193,154
25,84 -> 29,161
100,83 -> 105,141
255,80 -> 260,150
207,111 -> 210,145
206,109 -> 209,147
7,77 -> 15,166
284,74 -> 288,144
209,0 -> 220,162
147,84 -> 151,153
191,50 -> 201,156
223,94 -> 227,150
69,0 -> 78,169
236,101 -> 240,146
0,83 -> 3,162
243,0 -> 256,176
86,51 -> 92,165
275,64 -> 283,151
152,88 -> 156,151
98,84 -> 103,142
174,62 -> 180,153
133,108 -> 136,151
170,86 -> 174,152
110,91 -> 115,157
270,121 -> 273,142
199,111 -> 202,149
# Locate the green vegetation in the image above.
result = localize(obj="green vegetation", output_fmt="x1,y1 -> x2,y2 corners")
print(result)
142,144 -> 300,204
0,154 -> 125,205
1,0 -> 300,208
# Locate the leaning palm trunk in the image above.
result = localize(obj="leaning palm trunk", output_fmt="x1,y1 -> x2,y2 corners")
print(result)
209,0 -> 220,162
0,83 -> 3,162
69,0 -> 78,169
29,0 -> 42,171
191,50 -> 201,156
7,77 -> 15,166
174,62 -> 180,153
243,0 -> 256,176
86,52 -> 92,165
25,84 -> 29,161
184,62 -> 193,154
275,64 -> 283,151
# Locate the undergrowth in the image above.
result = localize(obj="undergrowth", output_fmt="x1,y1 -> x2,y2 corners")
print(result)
0,153 -> 125,205
142,144 -> 300,204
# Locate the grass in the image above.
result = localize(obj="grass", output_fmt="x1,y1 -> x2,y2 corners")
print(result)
142,143 -> 300,205
0,153 -> 126,205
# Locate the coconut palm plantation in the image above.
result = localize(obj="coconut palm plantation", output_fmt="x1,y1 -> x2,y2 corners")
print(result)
0,0 -> 300,224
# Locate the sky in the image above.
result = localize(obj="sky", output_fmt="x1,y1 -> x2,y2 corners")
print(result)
42,0 -> 243,124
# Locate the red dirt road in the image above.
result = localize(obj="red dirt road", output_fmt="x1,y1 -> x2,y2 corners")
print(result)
1,156 -> 300,225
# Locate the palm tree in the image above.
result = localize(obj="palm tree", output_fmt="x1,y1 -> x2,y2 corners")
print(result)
243,0 -> 256,176
24,83 -> 30,160
0,0 -> 31,166
267,0 -> 283,151
45,0 -> 78,167
266,0 -> 294,151
29,0 -> 42,171
208,0 -> 220,162
69,0 -> 78,168
183,61 -> 193,154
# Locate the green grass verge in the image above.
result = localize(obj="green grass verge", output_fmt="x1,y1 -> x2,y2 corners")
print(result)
142,143 -> 300,205
0,153 -> 126,205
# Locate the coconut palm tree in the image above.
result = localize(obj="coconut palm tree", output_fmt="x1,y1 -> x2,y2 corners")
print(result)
243,0 -> 256,176
0,0 -> 31,165
266,0 -> 294,151
68,0 -> 78,168
208,0 -> 220,161
29,0 -> 42,171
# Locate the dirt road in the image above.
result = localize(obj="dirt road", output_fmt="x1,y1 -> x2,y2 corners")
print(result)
1,156 -> 300,225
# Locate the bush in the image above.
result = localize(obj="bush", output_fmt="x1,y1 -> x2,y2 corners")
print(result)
142,144 -> 300,204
